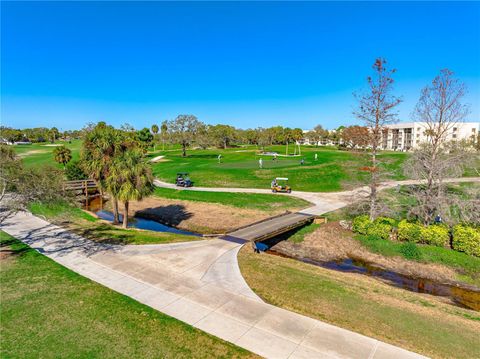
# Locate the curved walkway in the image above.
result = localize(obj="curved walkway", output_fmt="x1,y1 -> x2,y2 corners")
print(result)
2,211 -> 426,359
154,177 -> 480,215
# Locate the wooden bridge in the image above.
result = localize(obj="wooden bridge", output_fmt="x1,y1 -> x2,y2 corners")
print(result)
222,212 -> 315,243
64,179 -> 100,204
63,179 -> 98,191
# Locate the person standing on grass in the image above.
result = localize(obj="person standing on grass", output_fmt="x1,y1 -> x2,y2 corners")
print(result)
314,153 -> 318,161
259,158 -> 263,169
218,154 -> 222,163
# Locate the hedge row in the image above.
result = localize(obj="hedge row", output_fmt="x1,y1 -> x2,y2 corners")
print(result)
352,215 -> 480,257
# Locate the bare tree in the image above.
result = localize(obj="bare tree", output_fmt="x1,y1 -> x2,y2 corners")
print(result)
405,69 -> 470,225
354,58 -> 402,220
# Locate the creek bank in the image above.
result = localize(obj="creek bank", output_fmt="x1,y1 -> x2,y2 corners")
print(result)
267,222 -> 480,311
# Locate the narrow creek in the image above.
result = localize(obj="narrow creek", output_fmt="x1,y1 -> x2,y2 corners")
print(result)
266,247 -> 480,311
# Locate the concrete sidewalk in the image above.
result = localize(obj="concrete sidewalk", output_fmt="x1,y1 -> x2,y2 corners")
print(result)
1,211 -> 426,359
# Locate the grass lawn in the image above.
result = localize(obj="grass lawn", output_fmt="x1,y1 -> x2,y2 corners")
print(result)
28,201 -> 200,245
154,187 -> 311,211
238,247 -> 480,359
13,139 -> 82,168
356,235 -> 480,286
150,145 -> 409,192
0,231 -> 255,358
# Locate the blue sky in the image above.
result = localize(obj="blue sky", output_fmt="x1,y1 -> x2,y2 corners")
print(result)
2,1 -> 479,131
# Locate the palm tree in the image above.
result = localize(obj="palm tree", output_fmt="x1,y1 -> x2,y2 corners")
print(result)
151,124 -> 159,151
53,145 -> 72,169
81,124 -> 126,223
161,121 -> 168,151
110,149 -> 154,228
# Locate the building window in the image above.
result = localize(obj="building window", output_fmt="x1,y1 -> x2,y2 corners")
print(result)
452,134 -> 457,139
473,128 -> 477,133
453,127 -> 457,132
416,133 -> 420,138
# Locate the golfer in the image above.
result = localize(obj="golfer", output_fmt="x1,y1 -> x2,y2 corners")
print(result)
314,153 -> 318,161
218,154 -> 222,163
259,158 -> 263,169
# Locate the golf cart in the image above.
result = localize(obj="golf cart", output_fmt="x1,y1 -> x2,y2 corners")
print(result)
271,177 -> 291,193
175,172 -> 192,187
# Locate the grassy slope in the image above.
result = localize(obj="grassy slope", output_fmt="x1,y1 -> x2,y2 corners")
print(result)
154,187 -> 311,211
238,247 -> 480,359
28,201 -> 200,245
14,140 -> 82,168
0,232 -> 255,358
151,145 -> 408,192
356,235 -> 480,286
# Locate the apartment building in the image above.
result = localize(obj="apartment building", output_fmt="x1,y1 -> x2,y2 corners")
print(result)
380,122 -> 479,151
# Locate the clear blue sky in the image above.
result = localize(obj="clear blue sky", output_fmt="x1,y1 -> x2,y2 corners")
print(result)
2,1 -> 479,131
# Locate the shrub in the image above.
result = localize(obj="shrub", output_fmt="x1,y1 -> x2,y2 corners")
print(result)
65,161 -> 87,181
366,222 -> 393,240
397,220 -> 422,243
452,225 -> 480,257
419,225 -> 450,247
400,242 -> 422,260
374,217 -> 398,227
352,215 -> 371,235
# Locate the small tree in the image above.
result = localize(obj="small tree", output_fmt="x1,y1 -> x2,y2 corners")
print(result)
53,145 -> 72,169
136,127 -> 154,152
354,58 -> 402,220
168,115 -> 202,157
151,124 -> 159,151
312,125 -> 329,146
341,126 -> 370,150
49,127 -> 59,143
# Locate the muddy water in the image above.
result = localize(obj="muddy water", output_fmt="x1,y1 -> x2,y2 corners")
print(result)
268,250 -> 480,311
85,197 -> 199,237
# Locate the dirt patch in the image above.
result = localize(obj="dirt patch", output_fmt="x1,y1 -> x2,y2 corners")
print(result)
272,222 -> 459,284
124,197 -> 278,234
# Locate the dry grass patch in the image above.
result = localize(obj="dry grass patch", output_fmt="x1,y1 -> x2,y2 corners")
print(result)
128,197 -> 279,234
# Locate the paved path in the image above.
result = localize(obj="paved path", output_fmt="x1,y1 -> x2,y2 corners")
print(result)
2,211 -> 426,359
154,177 -> 480,215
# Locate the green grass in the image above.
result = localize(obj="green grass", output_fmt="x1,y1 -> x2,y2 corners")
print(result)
151,145 -> 409,192
284,223 -> 321,243
28,201 -> 199,245
238,247 -> 480,359
0,231 -> 255,358
356,235 -> 480,286
13,139 -> 82,168
154,187 -> 311,211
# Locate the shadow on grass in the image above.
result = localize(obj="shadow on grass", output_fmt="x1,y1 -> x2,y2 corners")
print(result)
135,204 -> 193,227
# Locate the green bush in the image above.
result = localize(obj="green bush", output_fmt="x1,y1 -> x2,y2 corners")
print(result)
419,225 -> 450,247
352,215 -> 371,235
366,222 -> 393,240
374,217 -> 398,227
397,220 -> 422,243
65,161 -> 87,181
452,225 -> 480,257
400,242 -> 422,260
